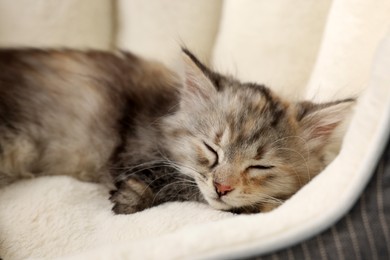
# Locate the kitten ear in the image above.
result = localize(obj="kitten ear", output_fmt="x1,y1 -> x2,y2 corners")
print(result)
181,49 -> 217,102
295,99 -> 355,148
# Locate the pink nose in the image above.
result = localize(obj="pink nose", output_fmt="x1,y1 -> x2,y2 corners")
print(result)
214,181 -> 233,197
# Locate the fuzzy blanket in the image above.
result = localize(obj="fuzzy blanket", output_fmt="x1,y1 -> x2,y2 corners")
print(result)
1,0 -> 390,259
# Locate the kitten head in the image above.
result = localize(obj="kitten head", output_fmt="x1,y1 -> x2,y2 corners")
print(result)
162,49 -> 354,213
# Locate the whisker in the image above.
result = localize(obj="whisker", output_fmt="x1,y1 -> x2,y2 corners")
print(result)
165,183 -> 199,203
113,163 -> 176,183
155,146 -> 205,178
274,147 -> 311,182
151,180 -> 197,205
109,159 -> 169,171
269,135 -> 310,161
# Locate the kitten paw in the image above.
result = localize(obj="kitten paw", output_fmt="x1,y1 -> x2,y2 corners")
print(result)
109,178 -> 154,214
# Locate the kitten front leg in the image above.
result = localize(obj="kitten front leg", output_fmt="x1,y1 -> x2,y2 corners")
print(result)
109,178 -> 154,214
109,169 -> 203,214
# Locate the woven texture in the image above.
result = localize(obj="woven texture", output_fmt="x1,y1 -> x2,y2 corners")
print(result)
255,137 -> 390,260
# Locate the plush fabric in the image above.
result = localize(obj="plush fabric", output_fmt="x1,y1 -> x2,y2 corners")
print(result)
0,0 -> 113,50
258,136 -> 390,260
212,0 -> 333,100
0,1 -> 389,259
305,0 -> 390,101
116,0 -> 222,69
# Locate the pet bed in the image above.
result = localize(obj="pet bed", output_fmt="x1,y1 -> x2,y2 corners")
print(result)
0,0 -> 389,259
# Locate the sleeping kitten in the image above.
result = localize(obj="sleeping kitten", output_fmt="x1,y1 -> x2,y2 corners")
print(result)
0,48 -> 354,214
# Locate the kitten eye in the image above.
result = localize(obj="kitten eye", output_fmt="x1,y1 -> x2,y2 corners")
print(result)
248,165 -> 274,170
203,141 -> 219,168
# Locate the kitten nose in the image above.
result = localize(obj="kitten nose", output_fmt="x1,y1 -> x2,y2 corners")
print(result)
214,181 -> 233,197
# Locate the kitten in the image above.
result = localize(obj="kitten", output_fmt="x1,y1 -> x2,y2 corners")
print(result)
0,48 -> 354,214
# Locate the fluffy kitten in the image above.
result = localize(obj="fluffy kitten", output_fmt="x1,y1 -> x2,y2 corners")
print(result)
0,48 -> 354,214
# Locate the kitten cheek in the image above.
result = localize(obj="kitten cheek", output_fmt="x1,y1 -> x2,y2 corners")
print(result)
180,167 -> 198,179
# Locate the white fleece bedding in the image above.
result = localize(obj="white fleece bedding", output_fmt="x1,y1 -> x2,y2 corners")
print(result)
1,1 -> 390,259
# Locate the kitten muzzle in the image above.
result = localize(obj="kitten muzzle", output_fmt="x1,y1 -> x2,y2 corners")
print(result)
213,181 -> 234,197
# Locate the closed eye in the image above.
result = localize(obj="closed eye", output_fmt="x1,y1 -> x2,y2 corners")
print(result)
248,165 -> 274,170
203,141 -> 218,168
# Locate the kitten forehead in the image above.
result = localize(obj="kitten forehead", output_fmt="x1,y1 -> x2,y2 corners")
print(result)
217,87 -> 288,145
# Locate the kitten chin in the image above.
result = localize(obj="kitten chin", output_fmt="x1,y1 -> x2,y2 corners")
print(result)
0,48 -> 355,214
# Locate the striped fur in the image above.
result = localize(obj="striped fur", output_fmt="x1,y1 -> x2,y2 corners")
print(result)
0,48 -> 354,214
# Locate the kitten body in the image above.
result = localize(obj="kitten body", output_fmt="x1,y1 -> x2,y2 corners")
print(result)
0,48 -> 353,214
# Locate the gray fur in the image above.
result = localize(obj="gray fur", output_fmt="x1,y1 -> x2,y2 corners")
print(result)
0,48 -> 354,214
